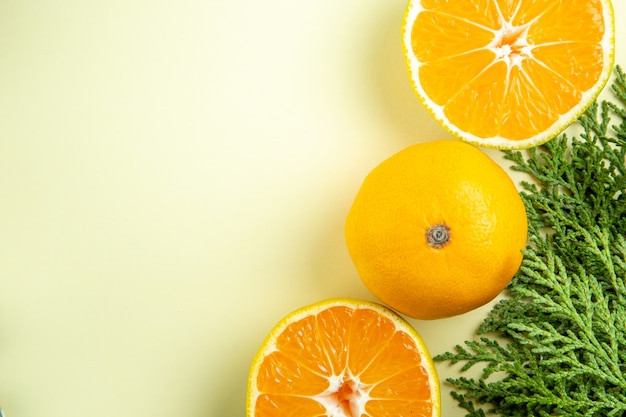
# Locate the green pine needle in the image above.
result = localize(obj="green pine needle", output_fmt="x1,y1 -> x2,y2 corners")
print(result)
435,65 -> 626,417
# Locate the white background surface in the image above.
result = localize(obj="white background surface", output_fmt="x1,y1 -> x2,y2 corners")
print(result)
0,1 -> 624,416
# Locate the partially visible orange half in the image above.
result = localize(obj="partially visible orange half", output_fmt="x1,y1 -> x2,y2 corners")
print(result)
403,0 -> 615,149
247,298 -> 440,417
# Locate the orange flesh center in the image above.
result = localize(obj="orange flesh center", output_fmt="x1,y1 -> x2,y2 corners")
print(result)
492,22 -> 531,66
323,377 -> 365,416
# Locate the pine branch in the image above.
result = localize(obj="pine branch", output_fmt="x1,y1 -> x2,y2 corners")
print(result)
435,65 -> 626,417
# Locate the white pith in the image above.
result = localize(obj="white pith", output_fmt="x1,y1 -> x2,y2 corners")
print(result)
315,371 -> 371,417
489,20 -> 533,68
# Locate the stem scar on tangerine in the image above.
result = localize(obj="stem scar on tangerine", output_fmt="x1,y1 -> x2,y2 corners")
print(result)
426,223 -> 450,249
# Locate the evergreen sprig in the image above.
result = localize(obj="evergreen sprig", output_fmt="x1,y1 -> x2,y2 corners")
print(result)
435,65 -> 626,417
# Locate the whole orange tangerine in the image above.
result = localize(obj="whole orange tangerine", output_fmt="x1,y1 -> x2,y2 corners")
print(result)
345,140 -> 528,319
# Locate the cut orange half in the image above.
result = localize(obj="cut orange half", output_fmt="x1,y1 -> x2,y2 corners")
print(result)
247,298 -> 440,417
402,0 -> 615,149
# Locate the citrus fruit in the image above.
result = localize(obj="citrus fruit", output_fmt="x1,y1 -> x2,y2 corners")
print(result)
345,140 -> 528,319
402,0 -> 615,149
247,298 -> 440,417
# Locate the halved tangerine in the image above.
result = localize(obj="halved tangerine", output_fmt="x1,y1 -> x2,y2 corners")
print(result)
246,298 -> 440,417
402,0 -> 615,149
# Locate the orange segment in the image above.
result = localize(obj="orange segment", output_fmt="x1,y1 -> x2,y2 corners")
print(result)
420,0 -> 502,29
276,314 -> 333,376
411,11 -> 495,62
247,299 -> 440,417
496,61 -> 577,139
255,394 -> 326,417
316,305 -> 351,374
403,0 -> 615,149
505,0 -> 556,24
369,367 -> 433,400
256,351 -> 329,395
359,332 -> 423,385
346,307 -> 395,377
418,49 -> 496,106
366,399 -> 434,417
527,0 -> 606,43
442,61 -> 508,139
532,43 -> 605,91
